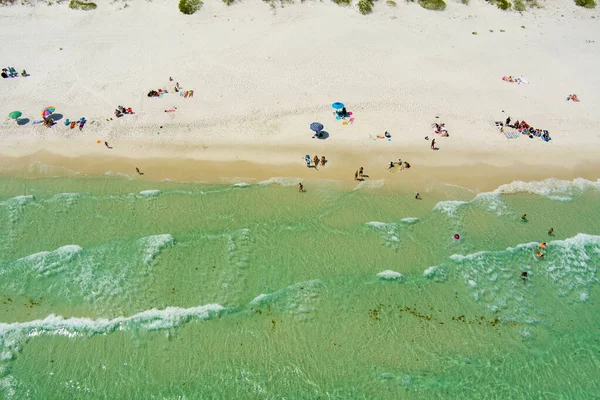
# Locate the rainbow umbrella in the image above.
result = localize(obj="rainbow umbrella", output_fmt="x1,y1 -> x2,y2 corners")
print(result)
42,106 -> 56,118
8,111 -> 22,120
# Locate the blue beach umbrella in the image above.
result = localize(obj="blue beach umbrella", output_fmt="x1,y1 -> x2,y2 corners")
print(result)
310,122 -> 324,133
331,102 -> 344,110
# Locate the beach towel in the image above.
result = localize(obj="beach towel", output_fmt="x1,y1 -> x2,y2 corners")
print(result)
349,118 -> 355,124
504,131 -> 519,139
164,109 -> 176,113
33,120 -> 43,125
515,76 -> 529,85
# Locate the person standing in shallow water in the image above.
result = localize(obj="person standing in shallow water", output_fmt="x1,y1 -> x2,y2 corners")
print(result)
431,139 -> 436,150
298,183 -> 304,192
521,214 -> 527,221
548,227 -> 554,235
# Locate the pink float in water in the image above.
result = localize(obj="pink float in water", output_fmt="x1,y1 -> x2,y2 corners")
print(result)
453,234 -> 460,240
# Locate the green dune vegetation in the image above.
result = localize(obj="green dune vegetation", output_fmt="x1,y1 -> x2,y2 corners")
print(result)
178,0 -> 202,14
68,0 -> 97,10
575,0 -> 596,8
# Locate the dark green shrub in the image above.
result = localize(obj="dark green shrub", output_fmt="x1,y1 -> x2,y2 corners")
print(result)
179,0 -> 202,14
496,0 -> 511,9
358,0 -> 373,13
69,0 -> 97,10
575,0 -> 596,8
418,0 -> 446,10
331,0 -> 352,4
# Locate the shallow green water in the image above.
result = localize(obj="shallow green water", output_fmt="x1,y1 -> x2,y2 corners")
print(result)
1,176 -> 599,399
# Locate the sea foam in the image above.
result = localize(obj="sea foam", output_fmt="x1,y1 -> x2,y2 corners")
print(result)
258,177 -> 300,187
449,233 -> 600,322
249,280 -> 323,317
137,234 -> 175,267
493,178 -> 600,200
353,179 -> 385,191
377,270 -> 404,281
13,245 -> 83,278
433,178 -> 600,219
139,190 -> 161,197
0,304 -> 224,338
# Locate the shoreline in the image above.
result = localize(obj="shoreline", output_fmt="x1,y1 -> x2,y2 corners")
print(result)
1,148 -> 599,194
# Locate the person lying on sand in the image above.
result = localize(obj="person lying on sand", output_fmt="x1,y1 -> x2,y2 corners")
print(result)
567,94 -> 580,102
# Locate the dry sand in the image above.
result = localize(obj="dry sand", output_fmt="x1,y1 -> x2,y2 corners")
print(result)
1,0 -> 599,191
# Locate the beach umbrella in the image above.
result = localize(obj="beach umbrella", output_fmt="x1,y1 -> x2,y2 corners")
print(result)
310,122 -> 324,133
8,111 -> 22,120
42,106 -> 56,118
331,102 -> 344,110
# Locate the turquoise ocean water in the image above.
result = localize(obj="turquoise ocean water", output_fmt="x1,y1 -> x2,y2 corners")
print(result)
0,175 -> 599,399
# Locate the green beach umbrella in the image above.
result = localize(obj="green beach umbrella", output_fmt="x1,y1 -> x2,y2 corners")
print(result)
9,111 -> 22,120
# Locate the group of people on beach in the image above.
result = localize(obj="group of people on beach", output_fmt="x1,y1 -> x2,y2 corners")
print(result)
306,155 -> 327,168
115,105 -> 134,118
388,159 -> 411,170
432,122 -> 449,137
496,117 -> 551,141
1,66 -> 26,79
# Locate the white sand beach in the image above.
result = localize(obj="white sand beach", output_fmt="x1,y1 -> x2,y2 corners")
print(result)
1,0 -> 599,189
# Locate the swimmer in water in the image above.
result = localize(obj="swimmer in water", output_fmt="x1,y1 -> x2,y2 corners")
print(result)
540,242 -> 547,249
521,214 -> 527,221
415,192 -> 421,200
548,227 -> 554,236
521,272 -> 528,280
536,250 -> 544,259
